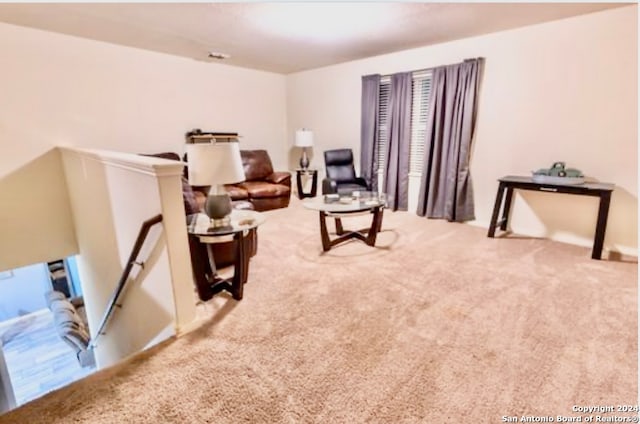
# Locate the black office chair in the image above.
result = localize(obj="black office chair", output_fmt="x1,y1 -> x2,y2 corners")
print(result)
322,149 -> 370,195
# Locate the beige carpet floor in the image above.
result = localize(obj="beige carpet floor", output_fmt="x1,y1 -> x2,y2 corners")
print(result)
2,197 -> 637,423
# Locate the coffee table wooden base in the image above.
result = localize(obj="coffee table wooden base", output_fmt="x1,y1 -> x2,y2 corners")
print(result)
319,206 -> 383,252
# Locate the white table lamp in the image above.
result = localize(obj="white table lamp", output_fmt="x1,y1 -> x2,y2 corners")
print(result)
295,128 -> 314,170
186,140 -> 245,227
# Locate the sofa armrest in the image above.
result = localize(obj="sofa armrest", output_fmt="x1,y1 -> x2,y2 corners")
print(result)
266,171 -> 291,187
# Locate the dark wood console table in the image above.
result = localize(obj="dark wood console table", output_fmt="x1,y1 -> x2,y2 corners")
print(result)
487,176 -> 614,260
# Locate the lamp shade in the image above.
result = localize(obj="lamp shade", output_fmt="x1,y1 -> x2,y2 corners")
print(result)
186,141 -> 245,186
295,129 -> 314,147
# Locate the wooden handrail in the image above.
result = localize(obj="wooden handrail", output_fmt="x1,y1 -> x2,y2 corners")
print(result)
89,214 -> 163,349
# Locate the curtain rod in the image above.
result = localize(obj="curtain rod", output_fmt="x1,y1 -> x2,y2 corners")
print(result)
381,57 -> 484,78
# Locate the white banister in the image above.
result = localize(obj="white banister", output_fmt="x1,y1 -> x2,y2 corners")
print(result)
60,147 -> 196,369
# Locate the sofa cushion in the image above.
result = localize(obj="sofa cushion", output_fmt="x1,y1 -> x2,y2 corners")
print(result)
239,181 -> 291,198
241,150 -> 274,181
225,184 -> 249,200
251,196 -> 290,212
265,171 -> 291,185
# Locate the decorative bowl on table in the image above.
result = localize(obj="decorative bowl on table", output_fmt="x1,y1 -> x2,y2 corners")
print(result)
532,161 -> 584,185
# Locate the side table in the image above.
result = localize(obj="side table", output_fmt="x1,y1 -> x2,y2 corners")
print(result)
187,210 -> 266,301
296,168 -> 318,199
487,176 -> 614,260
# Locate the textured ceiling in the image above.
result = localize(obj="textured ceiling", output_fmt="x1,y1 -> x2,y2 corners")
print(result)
0,3 -> 626,74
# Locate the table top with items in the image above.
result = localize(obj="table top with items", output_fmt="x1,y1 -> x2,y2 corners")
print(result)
187,209 -> 266,237
303,191 -> 386,213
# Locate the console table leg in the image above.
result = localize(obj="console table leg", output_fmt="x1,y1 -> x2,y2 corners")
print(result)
500,187 -> 514,231
592,191 -> 612,260
488,183 -> 506,237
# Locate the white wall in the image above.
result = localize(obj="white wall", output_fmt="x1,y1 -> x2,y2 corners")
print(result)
0,6 -> 635,284
0,339 -> 16,414
0,17 -> 288,369
0,21 -> 287,164
61,148 -> 196,369
287,6 -> 637,256
0,148 -> 78,271
0,263 -> 50,321
0,20 -> 288,271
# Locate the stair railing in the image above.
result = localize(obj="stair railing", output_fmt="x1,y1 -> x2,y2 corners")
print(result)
89,214 -> 163,349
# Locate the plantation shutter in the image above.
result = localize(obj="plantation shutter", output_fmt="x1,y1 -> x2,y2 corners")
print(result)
376,76 -> 391,173
409,71 -> 432,175
376,71 -> 431,176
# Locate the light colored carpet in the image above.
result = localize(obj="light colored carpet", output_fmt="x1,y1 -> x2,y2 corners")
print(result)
2,197 -> 637,423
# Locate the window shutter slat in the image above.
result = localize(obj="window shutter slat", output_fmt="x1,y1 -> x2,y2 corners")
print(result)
409,73 -> 431,175
376,77 -> 390,173
375,71 -> 431,177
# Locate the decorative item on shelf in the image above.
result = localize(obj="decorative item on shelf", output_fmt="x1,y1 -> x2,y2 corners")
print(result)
186,137 -> 245,228
532,161 -> 585,185
295,128 -> 314,170
186,128 -> 240,144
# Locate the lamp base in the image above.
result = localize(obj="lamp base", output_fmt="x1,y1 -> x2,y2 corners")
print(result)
205,193 -> 232,227
210,216 -> 232,230
299,147 -> 310,170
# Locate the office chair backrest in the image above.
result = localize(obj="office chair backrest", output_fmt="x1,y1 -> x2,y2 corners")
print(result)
324,149 -> 357,183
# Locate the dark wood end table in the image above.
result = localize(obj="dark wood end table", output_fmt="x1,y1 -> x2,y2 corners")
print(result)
187,210 -> 265,301
296,169 -> 318,199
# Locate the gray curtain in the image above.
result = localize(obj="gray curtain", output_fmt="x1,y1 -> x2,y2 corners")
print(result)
417,58 -> 483,222
383,72 -> 412,211
360,74 -> 380,192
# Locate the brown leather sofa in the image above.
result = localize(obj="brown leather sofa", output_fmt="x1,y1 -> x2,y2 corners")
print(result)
149,149 -> 291,212
225,150 -> 291,211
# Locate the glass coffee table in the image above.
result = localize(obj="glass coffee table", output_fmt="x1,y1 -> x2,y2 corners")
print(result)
303,191 -> 386,251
